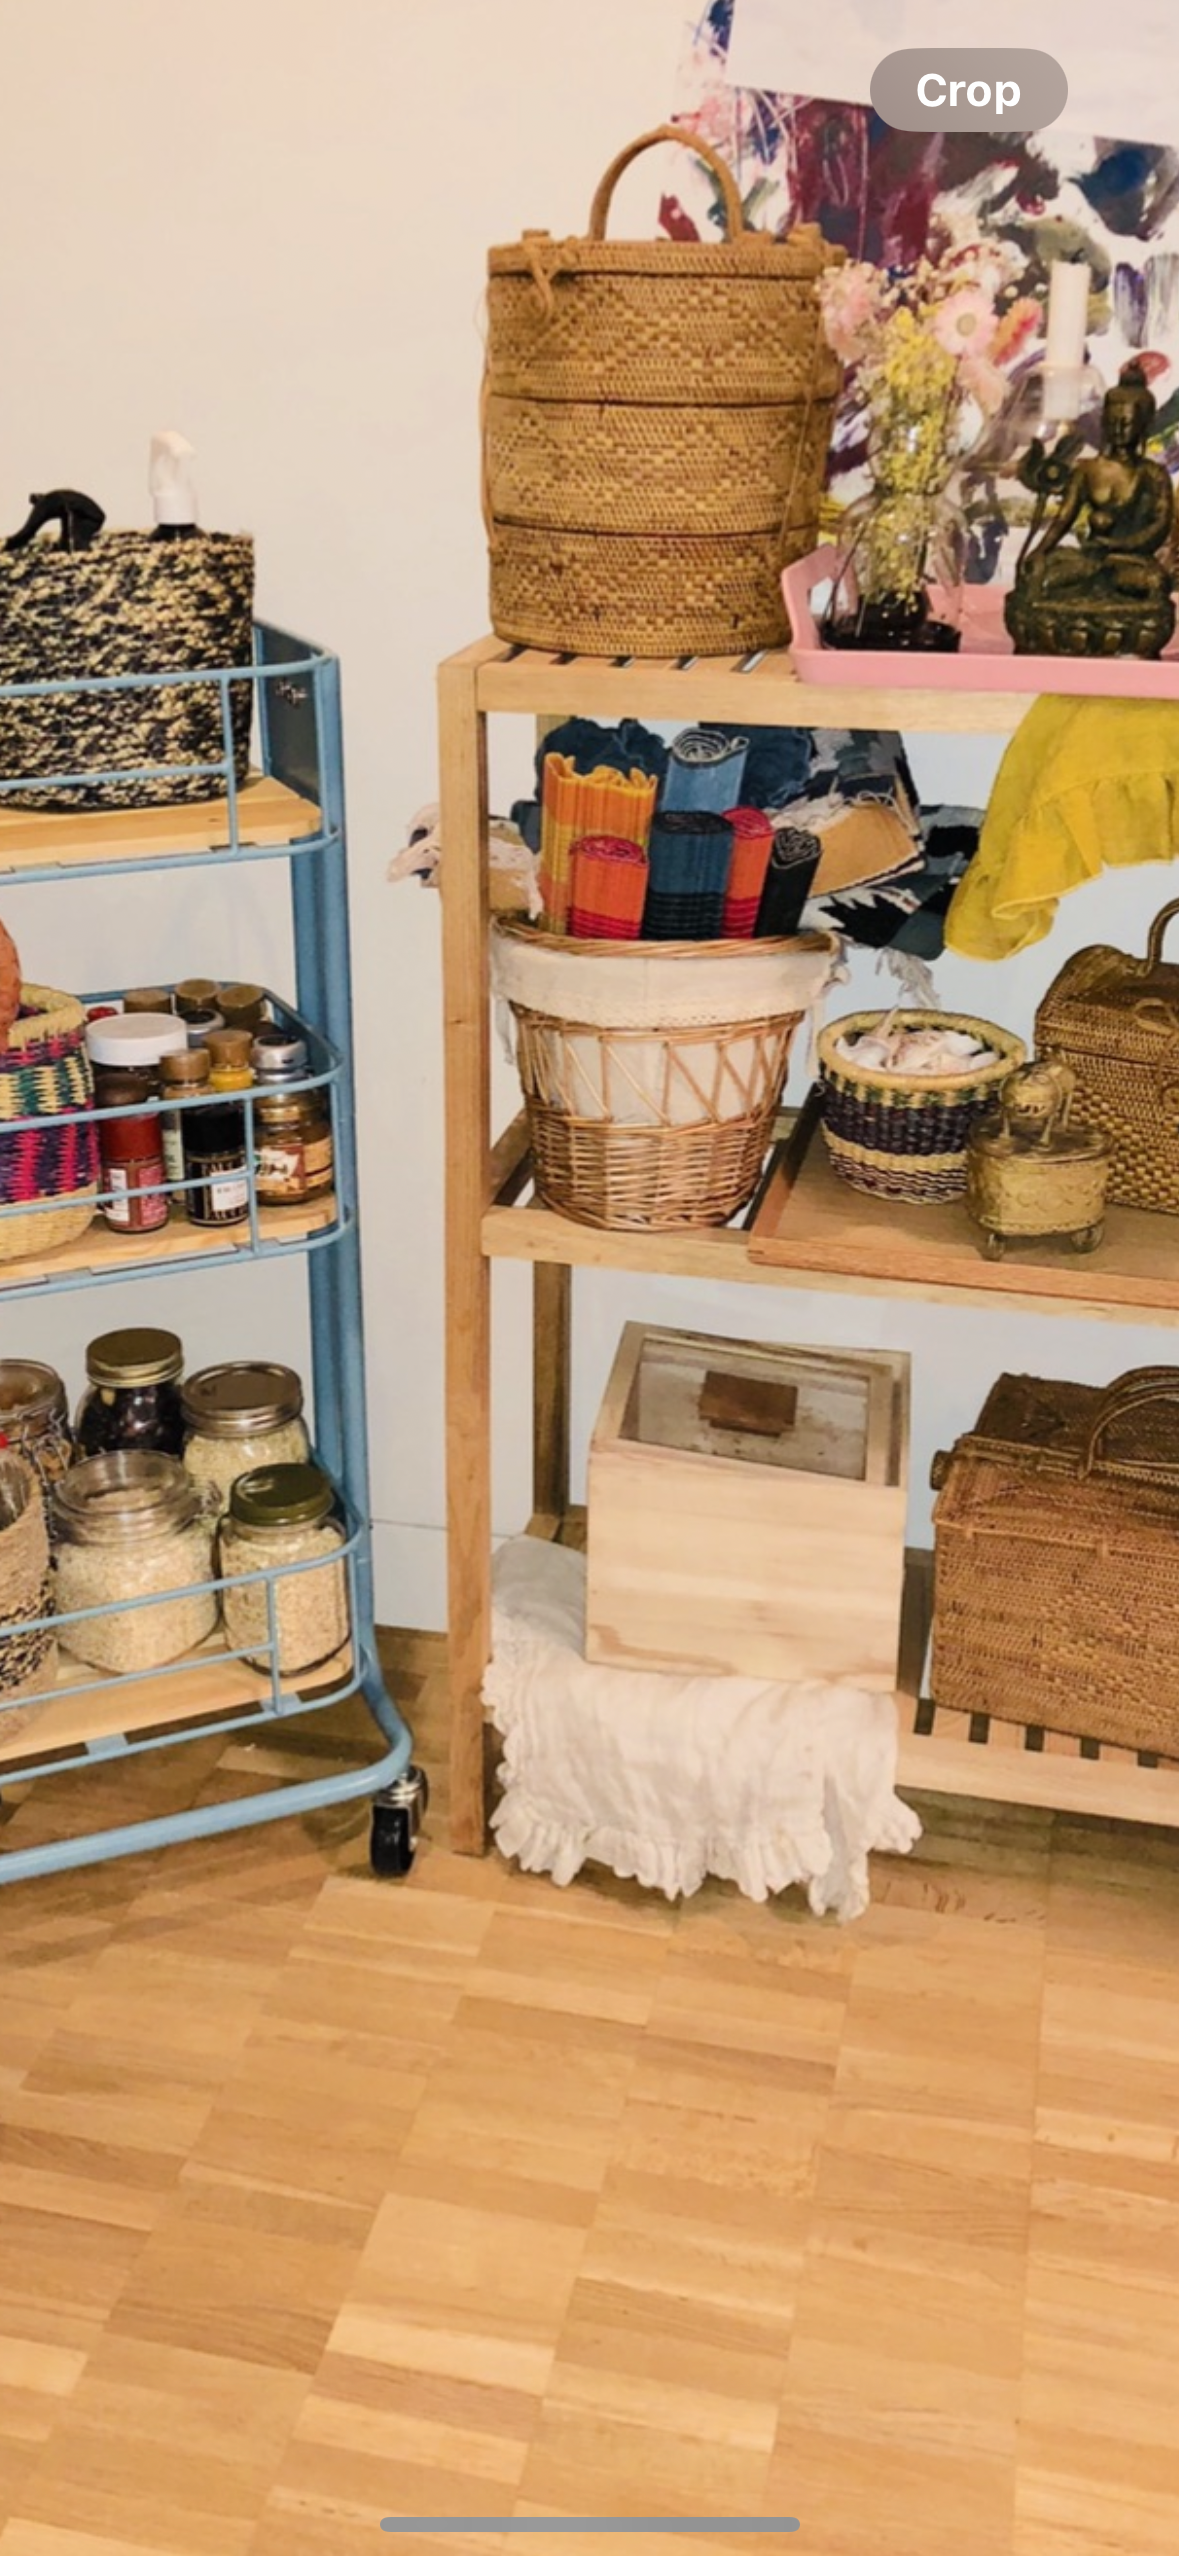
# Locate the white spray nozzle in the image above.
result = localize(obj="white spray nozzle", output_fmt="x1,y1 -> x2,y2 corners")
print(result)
150,429 -> 198,527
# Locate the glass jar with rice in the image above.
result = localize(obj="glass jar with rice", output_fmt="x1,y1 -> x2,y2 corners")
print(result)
181,1363 -> 309,1516
53,1453 -> 218,1673
220,1462 -> 349,1676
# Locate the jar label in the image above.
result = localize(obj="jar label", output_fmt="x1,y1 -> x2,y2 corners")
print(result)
209,1174 -> 250,1216
104,1161 -> 169,1232
257,1135 -> 334,1201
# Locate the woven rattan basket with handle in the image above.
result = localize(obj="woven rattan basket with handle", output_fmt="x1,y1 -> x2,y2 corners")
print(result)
484,125 -> 844,657
817,1011 -> 1026,1204
1037,894 -> 1179,1212
493,920 -> 838,1231
931,1365 -> 1179,1755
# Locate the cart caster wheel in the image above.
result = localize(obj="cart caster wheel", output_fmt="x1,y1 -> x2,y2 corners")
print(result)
1072,1223 -> 1104,1254
370,1765 -> 429,1878
982,1230 -> 1006,1261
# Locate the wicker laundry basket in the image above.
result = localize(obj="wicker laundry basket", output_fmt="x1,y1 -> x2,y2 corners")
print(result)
0,920 -> 98,1263
0,531 -> 254,813
484,126 -> 844,657
1037,895 -> 1179,1213
492,920 -> 838,1231
817,1011 -> 1026,1204
931,1366 -> 1179,1755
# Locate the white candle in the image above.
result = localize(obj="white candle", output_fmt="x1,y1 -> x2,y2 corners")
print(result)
1045,261 -> 1090,373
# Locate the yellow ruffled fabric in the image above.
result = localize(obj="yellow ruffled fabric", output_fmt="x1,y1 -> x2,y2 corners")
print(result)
945,698 -> 1179,962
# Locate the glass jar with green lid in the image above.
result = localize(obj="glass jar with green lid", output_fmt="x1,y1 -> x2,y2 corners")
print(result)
76,1329 -> 186,1461
181,1362 -> 310,1515
0,1360 -> 74,1493
220,1462 -> 349,1675
53,1451 -> 218,1672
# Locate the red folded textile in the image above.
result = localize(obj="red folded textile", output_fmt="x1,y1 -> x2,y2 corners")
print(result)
722,805 -> 773,938
568,835 -> 649,940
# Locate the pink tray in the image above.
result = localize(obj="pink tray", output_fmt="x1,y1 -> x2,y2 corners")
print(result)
782,546 -> 1179,699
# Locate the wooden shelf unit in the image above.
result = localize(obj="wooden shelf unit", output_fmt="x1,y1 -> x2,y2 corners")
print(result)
439,634 -> 1179,1857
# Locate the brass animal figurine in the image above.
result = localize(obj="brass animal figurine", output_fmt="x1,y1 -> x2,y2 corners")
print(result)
967,1060 -> 1110,1260
1006,363 -> 1176,659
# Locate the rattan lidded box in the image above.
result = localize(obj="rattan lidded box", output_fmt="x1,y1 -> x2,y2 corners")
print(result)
484,124 -> 844,658
586,1325 -> 910,1689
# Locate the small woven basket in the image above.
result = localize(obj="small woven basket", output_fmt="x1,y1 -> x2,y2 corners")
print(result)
0,1450 -> 55,1737
0,960 -> 99,1263
484,125 -> 843,658
818,1011 -> 1026,1204
493,920 -> 837,1231
0,532 -> 254,813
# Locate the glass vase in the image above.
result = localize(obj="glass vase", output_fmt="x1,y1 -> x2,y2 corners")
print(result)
822,416 -> 968,655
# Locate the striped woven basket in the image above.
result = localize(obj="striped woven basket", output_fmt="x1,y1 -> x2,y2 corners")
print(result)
0,982 -> 99,1262
818,1011 -> 1025,1205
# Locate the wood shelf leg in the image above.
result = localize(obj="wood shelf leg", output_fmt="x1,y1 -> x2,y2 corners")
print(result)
531,1261 -> 572,1538
440,657 -> 492,1856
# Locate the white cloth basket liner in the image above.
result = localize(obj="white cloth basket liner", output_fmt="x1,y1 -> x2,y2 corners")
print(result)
491,925 -> 839,1031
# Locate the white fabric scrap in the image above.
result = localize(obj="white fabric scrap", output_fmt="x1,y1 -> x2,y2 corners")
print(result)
484,1538 -> 920,1922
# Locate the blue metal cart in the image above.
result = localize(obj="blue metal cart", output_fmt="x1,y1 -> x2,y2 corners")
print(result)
0,626 -> 423,1885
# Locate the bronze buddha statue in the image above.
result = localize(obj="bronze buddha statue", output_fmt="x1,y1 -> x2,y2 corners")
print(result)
1006,362 -> 1177,659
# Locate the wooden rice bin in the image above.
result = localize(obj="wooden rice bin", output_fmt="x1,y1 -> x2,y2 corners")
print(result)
931,1366 -> 1179,1755
1036,895 -> 1179,1212
484,126 -> 844,657
587,1324 -> 910,1689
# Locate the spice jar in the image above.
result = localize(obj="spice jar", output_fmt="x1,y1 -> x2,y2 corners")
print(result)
159,1047 -> 211,1198
251,1031 -> 335,1207
220,1463 -> 349,1675
86,1013 -> 188,1077
0,1361 -> 74,1493
218,983 -> 267,1033
92,1070 -> 170,1232
174,979 -> 219,1023
185,1034 -> 253,1229
181,1363 -> 310,1515
183,1009 -> 223,1047
76,1329 -> 186,1460
53,1452 -> 217,1673
123,987 -> 173,1015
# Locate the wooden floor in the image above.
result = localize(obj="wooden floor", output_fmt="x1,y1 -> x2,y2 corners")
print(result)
1,1637 -> 1178,2556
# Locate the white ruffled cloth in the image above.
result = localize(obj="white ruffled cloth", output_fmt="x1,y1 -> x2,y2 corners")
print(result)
484,1539 -> 921,1922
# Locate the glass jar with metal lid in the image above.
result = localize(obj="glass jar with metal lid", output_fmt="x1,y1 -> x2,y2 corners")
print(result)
53,1451 -> 218,1672
181,1362 -> 310,1515
251,1030 -> 334,1207
220,1462 -> 349,1675
76,1329 -> 186,1461
0,1361 -> 74,1493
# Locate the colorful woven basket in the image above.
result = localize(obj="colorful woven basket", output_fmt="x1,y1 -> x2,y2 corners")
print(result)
0,979 -> 98,1263
817,1010 -> 1025,1204
0,532 -> 254,814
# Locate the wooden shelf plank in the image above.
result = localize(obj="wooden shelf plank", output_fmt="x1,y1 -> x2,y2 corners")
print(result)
0,1193 -> 340,1295
462,637 -> 1033,733
0,1636 -> 355,1770
0,773 -> 322,875
748,1104 -> 1179,1321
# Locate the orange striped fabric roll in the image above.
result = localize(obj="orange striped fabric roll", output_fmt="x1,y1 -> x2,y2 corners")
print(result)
568,835 -> 648,940
722,805 -> 774,938
539,755 -> 659,931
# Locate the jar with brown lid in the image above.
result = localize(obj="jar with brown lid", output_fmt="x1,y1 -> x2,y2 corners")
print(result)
181,1362 -> 310,1514
0,1361 -> 74,1493
93,1069 -> 170,1234
123,987 -> 173,1016
218,984 -> 267,1033
185,1036 -> 253,1228
76,1329 -> 186,1461
251,1032 -> 334,1206
174,979 -> 219,1023
159,1047 -> 211,1198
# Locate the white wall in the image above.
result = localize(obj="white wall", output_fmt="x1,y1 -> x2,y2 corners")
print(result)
1,0 -> 1173,1630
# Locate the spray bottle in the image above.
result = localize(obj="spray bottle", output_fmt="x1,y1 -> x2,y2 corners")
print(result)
150,430 -> 200,541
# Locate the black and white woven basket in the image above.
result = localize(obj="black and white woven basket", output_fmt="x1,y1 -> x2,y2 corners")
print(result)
0,532 -> 255,814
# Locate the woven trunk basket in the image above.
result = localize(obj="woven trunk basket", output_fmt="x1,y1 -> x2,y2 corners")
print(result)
0,532 -> 254,813
0,1450 -> 55,1736
484,126 -> 843,658
817,1011 -> 1026,1204
1037,895 -> 1179,1213
493,920 -> 837,1231
0,971 -> 99,1263
931,1367 -> 1179,1755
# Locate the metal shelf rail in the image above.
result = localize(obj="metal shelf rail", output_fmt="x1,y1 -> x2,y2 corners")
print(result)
0,625 -> 421,1884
